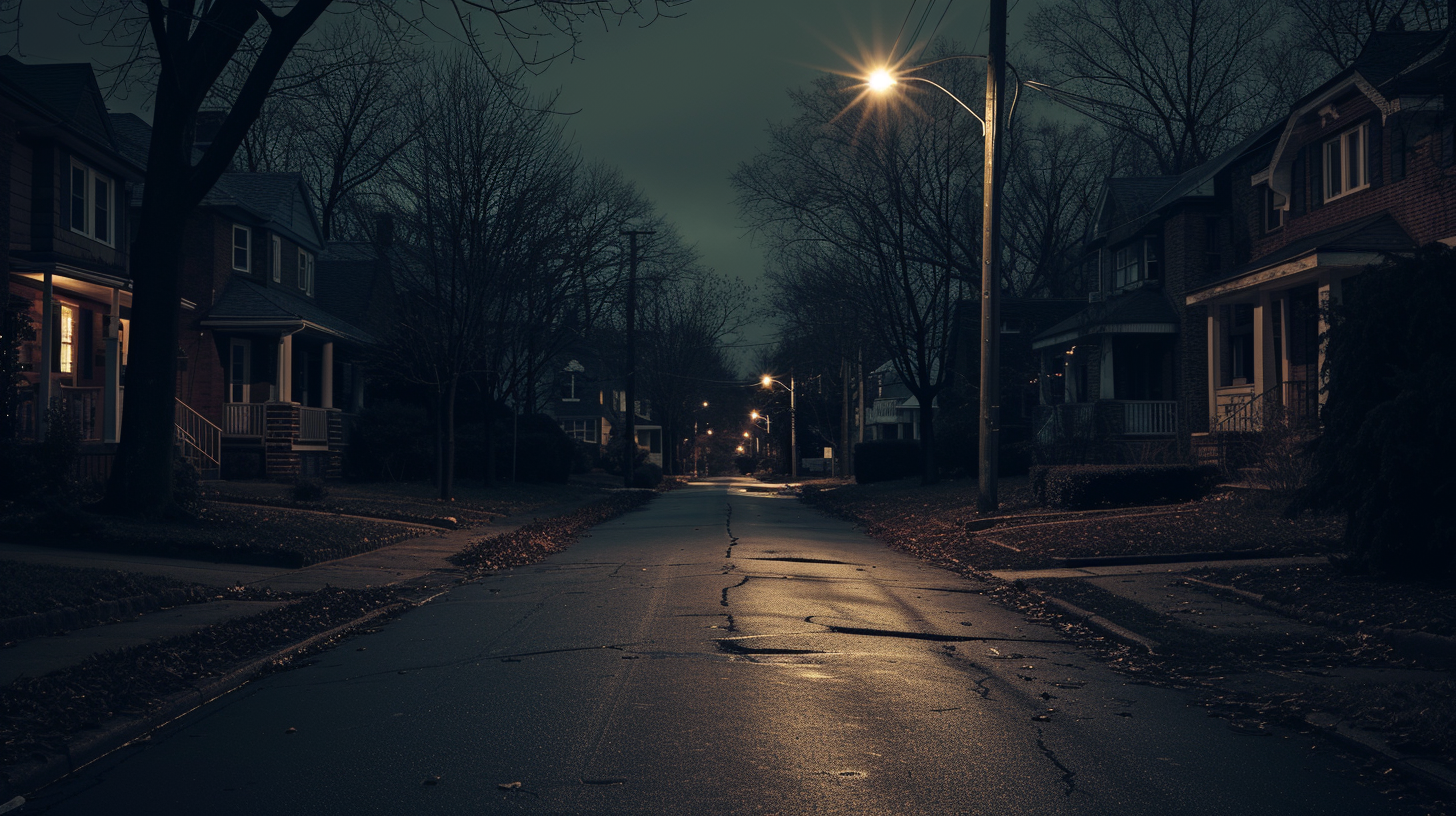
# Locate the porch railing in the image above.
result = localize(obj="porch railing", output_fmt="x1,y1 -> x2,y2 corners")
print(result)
224,402 -> 267,436
57,385 -> 103,441
174,399 -> 221,472
298,406 -> 329,443
1213,380 -> 1318,434
1122,400 -> 1177,436
1034,403 -> 1095,445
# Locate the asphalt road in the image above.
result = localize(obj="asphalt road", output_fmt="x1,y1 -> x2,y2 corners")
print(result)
26,478 -> 1414,815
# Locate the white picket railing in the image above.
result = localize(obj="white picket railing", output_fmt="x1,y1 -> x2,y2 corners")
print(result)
1122,401 -> 1177,435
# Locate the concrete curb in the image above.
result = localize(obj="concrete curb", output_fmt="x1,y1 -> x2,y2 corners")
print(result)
1026,588 -> 1160,653
0,600 -> 410,802
1056,550 -> 1270,568
1304,713 -> 1456,799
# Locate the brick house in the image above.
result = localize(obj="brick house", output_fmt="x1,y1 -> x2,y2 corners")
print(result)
1,57 -> 141,471
1032,25 -> 1456,464
109,113 -> 376,479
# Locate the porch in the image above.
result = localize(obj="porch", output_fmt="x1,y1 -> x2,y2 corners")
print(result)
1033,399 -> 1178,445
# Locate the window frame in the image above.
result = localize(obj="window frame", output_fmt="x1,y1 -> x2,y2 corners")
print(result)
59,303 -> 77,374
271,235 -> 282,283
1113,245 -> 1140,289
297,248 -> 314,295
228,338 -> 251,403
1263,185 -> 1285,232
232,224 -> 252,273
1322,122 -> 1369,202
68,160 -> 115,246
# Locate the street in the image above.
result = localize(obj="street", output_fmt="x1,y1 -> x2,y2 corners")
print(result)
27,478 -> 1412,815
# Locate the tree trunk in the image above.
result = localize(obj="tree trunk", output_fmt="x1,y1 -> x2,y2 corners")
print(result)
918,395 -> 938,485
439,375 -> 457,500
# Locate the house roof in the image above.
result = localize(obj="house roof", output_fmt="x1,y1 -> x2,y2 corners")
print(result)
1032,290 -> 1179,349
316,241 -> 394,327
1185,212 -> 1416,304
202,277 -> 376,344
0,57 -> 114,148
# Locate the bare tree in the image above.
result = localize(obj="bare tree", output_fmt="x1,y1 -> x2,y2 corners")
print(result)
1282,0 -> 1448,71
1027,0 -> 1295,175
735,66 -> 982,484
378,54 -> 577,499
38,0 -> 688,517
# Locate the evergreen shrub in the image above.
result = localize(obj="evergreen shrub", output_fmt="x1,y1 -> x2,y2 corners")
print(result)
854,439 -> 921,483
1034,464 -> 1217,509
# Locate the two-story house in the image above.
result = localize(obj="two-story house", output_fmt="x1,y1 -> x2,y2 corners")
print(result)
1032,24 -> 1455,465
1,57 -> 141,471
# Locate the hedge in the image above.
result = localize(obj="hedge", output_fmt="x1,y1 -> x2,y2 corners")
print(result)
854,439 -> 921,483
1030,464 -> 1218,509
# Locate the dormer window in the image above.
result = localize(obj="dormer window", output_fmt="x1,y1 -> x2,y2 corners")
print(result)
1323,122 -> 1368,202
69,160 -> 113,246
1263,186 -> 1285,232
271,235 -> 282,283
1112,237 -> 1162,290
232,225 -> 251,272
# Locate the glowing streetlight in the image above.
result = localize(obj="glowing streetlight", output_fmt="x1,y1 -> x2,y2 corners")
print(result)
867,68 -> 896,92
760,375 -> 797,480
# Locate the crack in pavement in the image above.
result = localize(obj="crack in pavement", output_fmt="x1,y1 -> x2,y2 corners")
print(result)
723,501 -> 740,558
1033,725 -> 1078,797
721,575 -> 750,607
805,617 -> 1068,645
746,557 -> 860,565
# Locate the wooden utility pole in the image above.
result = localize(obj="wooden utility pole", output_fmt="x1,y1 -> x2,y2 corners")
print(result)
621,229 -> 653,487
977,0 -> 1007,513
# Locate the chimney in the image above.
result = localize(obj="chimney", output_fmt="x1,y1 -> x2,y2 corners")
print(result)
374,212 -> 394,249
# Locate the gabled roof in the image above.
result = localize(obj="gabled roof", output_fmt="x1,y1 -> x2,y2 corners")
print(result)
1032,290 -> 1179,349
316,241 -> 396,327
1090,176 -> 1180,241
0,57 -> 114,148
202,277 -> 375,344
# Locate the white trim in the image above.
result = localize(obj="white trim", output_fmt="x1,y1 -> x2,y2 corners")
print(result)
1184,251 -> 1383,304
68,159 -> 115,247
1322,122 -> 1369,202
228,338 -> 251,403
297,247 -> 314,295
271,235 -> 282,283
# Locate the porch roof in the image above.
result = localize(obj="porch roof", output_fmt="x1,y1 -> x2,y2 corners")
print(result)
201,278 -> 376,344
1184,213 -> 1415,304
1032,291 -> 1178,349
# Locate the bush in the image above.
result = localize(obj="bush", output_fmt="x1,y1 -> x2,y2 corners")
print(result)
1300,244 -> 1456,579
290,476 -> 329,502
854,439 -> 921,484
344,401 -> 433,481
493,414 -> 576,483
600,433 -> 648,477
734,455 -> 756,475
632,461 -> 663,489
1034,464 -> 1218,509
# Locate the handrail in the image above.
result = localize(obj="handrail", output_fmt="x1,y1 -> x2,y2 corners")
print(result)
1212,380 -> 1284,434
174,398 -> 221,470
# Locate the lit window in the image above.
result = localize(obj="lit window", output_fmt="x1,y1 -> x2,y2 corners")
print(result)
271,235 -> 282,283
68,160 -> 114,245
233,225 -> 251,272
297,248 -> 314,295
59,304 -> 76,374
1323,122 -> 1368,201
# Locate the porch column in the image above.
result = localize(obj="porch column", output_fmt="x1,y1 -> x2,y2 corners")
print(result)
1278,297 -> 1292,411
1206,311 -> 1221,430
276,333 -> 293,402
103,288 -> 121,442
1317,277 -> 1342,409
321,341 -> 334,409
37,270 -> 53,440
1254,291 -> 1273,400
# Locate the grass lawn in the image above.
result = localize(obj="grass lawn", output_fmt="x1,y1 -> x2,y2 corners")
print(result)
0,560 -> 209,620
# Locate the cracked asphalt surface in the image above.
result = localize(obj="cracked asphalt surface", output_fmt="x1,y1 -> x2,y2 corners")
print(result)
24,478 -> 1417,814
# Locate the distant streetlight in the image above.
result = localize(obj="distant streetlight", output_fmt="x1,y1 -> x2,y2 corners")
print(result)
760,375 -> 797,480
864,0 -> 1007,510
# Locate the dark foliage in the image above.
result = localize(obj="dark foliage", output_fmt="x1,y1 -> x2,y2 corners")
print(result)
494,414 -> 575,483
1300,245 -> 1456,580
343,401 -> 434,481
0,292 -> 34,442
35,403 -> 82,505
853,439 -> 922,483
632,462 -> 663,489
1031,464 -> 1218,509
290,477 -> 329,502
0,560 -> 206,621
599,433 -> 649,477
734,455 -> 756,475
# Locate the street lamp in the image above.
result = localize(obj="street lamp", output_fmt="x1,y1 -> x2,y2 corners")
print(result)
864,0 -> 1007,511
760,375 -> 797,480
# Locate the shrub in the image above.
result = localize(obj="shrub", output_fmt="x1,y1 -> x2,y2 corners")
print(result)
172,451 -> 203,511
291,476 -> 329,502
344,401 -> 433,481
1299,244 -> 1456,579
854,439 -> 921,484
632,461 -> 663,489
600,433 -> 648,477
493,414 -> 576,483
734,455 -> 756,475
1036,464 -> 1218,509
35,401 -> 81,504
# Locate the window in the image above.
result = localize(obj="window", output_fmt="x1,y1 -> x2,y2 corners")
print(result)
271,236 -> 282,283
1222,304 -> 1255,386
1263,186 -> 1285,232
229,339 -> 251,403
68,161 -> 114,245
58,304 -> 76,374
1113,245 -> 1139,289
1323,122 -> 1368,201
297,248 -> 314,295
562,419 -> 597,442
232,225 -> 251,272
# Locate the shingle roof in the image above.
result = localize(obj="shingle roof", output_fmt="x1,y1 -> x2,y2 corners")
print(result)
1033,290 -> 1179,348
1352,29 -> 1449,89
108,112 -> 153,167
204,277 -> 376,345
0,57 -> 113,147
1209,212 -> 1417,286
315,241 -> 386,326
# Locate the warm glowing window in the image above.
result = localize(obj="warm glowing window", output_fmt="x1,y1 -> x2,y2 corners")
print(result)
1323,122 -> 1368,201
69,160 -> 114,245
59,304 -> 76,374
232,225 -> 251,272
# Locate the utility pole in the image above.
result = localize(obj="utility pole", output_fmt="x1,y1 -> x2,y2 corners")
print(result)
621,229 -> 653,488
977,0 -> 1006,513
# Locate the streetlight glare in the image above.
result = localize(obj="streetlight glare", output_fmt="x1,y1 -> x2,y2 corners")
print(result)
760,375 -> 772,387
868,69 -> 895,91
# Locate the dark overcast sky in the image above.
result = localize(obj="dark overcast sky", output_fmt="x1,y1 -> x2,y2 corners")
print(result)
18,1 -> 1039,353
